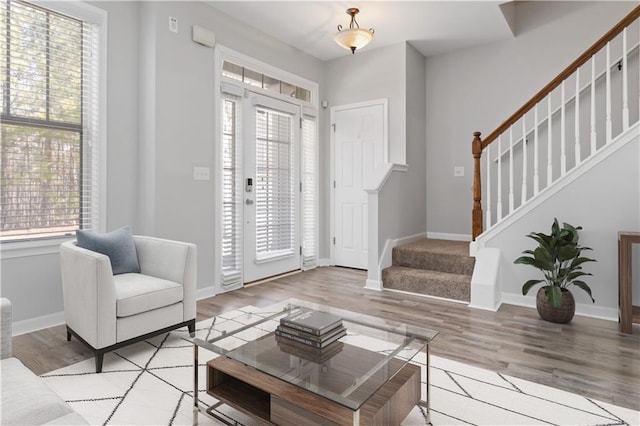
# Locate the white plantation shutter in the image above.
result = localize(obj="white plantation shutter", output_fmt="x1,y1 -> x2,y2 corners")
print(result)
254,107 -> 295,259
301,115 -> 318,269
0,0 -> 102,241
221,93 -> 242,287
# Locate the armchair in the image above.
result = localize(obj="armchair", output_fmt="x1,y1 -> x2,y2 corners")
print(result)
60,235 -> 197,373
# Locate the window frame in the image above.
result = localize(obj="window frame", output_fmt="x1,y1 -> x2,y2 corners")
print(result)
0,0 -> 107,259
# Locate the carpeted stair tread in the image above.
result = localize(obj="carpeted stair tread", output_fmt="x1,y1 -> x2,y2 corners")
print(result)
382,266 -> 471,302
392,239 -> 474,275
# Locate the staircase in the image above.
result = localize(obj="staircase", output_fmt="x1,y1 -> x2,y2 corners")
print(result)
381,239 -> 475,302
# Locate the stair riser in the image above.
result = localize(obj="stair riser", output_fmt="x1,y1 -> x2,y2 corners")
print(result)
382,269 -> 470,302
392,249 -> 474,275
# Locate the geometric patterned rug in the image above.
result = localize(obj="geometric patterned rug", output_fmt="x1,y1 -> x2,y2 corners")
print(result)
41,306 -> 640,425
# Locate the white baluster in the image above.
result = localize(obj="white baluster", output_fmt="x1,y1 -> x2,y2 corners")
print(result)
575,68 -> 581,165
521,116 -> 527,205
606,42 -> 612,144
547,96 -> 553,186
534,104 -> 539,195
509,126 -> 514,214
486,144 -> 492,229
622,27 -> 629,130
590,54 -> 597,155
497,135 -> 503,221
561,80 -> 567,175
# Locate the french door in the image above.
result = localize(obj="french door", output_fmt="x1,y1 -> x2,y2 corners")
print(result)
242,95 -> 301,283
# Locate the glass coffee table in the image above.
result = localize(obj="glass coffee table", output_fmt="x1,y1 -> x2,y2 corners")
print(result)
192,299 -> 438,425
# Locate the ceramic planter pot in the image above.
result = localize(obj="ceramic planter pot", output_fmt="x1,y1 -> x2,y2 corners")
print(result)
536,287 -> 575,324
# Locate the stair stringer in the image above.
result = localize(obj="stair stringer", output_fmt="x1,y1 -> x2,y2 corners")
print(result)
471,122 -> 640,319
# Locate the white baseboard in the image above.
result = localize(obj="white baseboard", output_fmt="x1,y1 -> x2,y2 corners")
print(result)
426,232 -> 472,241
317,258 -> 331,267
501,293 -> 618,322
196,285 -> 217,301
364,279 -> 383,291
13,311 -> 65,336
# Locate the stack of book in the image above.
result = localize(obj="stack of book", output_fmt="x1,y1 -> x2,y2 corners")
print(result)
275,308 -> 346,363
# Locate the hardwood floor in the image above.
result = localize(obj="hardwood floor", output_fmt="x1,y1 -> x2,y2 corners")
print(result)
12,266 -> 640,411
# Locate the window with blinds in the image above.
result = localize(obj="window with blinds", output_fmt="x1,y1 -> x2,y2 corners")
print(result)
255,107 -> 295,260
301,116 -> 318,269
221,95 -> 242,287
0,0 -> 102,241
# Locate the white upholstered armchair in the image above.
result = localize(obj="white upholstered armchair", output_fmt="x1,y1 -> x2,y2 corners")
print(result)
60,235 -> 197,373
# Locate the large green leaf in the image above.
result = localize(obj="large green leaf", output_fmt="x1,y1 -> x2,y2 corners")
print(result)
545,285 -> 563,308
558,246 -> 579,262
533,247 -> 554,270
572,281 -> 595,303
522,279 -> 544,295
570,256 -> 596,268
551,218 -> 560,237
566,271 -> 592,282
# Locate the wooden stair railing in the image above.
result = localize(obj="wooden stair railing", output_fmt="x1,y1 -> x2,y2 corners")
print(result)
471,5 -> 640,240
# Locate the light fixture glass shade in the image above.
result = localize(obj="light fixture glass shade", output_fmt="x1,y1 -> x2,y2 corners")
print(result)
334,28 -> 374,52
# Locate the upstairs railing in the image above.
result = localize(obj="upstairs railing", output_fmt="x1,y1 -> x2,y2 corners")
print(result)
472,5 -> 640,240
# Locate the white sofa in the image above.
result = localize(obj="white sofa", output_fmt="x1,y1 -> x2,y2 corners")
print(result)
60,235 -> 197,372
1,298 -> 88,425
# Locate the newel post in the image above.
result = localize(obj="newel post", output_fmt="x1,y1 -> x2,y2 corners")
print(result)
472,132 -> 483,240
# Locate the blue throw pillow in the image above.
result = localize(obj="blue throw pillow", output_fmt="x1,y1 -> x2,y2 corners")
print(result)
76,226 -> 141,275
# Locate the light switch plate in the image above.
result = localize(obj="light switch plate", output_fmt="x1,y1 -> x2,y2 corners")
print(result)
454,166 -> 465,177
193,166 -> 210,181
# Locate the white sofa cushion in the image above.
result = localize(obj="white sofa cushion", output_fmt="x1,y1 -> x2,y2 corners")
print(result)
1,358 -> 85,425
114,274 -> 183,318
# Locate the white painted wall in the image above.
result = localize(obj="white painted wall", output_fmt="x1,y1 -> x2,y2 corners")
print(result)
425,1 -> 637,235
483,132 -> 639,318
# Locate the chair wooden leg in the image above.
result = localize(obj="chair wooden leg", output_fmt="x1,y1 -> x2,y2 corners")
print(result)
188,319 -> 195,336
66,327 -> 72,342
95,354 -> 104,373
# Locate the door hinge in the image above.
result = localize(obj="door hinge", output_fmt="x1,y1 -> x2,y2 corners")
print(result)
300,117 -> 303,129
300,181 -> 302,192
333,237 -> 336,245
333,180 -> 336,189
331,123 -> 336,132
300,246 -> 302,255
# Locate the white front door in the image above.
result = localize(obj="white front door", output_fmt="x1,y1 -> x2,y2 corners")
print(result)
332,102 -> 386,269
243,95 -> 301,283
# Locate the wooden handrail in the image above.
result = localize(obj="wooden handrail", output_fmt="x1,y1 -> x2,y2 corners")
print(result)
472,4 -> 640,240
480,4 -> 640,150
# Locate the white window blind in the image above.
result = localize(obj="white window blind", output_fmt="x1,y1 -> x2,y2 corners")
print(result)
221,94 -> 242,287
255,107 -> 295,259
301,116 -> 318,269
0,0 -> 102,241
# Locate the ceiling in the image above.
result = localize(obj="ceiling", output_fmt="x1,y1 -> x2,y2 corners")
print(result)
204,1 -> 516,61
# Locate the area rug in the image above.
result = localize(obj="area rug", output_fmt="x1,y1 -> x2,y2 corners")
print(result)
41,305 -> 639,426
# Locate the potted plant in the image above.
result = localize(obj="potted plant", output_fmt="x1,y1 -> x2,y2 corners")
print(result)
514,218 -> 596,323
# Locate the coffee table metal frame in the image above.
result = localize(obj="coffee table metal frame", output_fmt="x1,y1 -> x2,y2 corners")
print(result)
192,299 -> 437,425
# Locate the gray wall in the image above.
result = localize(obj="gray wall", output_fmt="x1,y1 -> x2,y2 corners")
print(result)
0,0 -> 325,323
425,1 -> 637,236
483,134 -> 639,314
0,1 -> 140,322
378,43 -> 428,253
136,1 -> 325,289
325,43 -> 407,165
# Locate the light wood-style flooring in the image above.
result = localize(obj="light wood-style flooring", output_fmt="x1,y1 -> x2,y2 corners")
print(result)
12,266 -> 640,411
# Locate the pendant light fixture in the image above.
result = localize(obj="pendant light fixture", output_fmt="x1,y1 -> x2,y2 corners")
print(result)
334,8 -> 374,54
